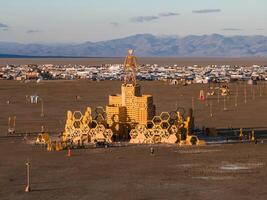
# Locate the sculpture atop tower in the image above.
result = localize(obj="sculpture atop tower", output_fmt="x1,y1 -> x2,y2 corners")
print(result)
123,49 -> 137,84
106,49 -> 155,138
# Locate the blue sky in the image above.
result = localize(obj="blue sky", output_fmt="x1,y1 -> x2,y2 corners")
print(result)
0,0 -> 266,43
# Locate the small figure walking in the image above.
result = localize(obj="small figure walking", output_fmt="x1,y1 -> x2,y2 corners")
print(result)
150,147 -> 154,155
67,148 -> 71,157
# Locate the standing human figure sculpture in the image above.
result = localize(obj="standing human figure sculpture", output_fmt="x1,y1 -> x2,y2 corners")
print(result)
123,49 -> 138,84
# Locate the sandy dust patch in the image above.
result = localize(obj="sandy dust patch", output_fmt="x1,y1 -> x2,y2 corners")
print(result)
177,163 -> 201,168
220,163 -> 264,171
175,149 -> 221,154
193,176 -> 233,180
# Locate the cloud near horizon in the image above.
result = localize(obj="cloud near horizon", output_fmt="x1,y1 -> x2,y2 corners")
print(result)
110,22 -> 119,27
0,22 -> 9,31
222,28 -> 243,31
130,15 -> 159,23
26,29 -> 43,34
192,9 -> 221,14
130,11 -> 180,23
159,12 -> 180,17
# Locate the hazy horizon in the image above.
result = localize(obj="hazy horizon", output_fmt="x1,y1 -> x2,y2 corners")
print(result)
1,33 -> 267,45
0,0 -> 266,43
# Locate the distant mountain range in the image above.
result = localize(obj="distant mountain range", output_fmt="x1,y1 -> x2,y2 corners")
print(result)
0,34 -> 267,57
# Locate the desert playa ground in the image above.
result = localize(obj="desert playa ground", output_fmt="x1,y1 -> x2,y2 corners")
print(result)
0,57 -> 267,200
0,80 -> 267,199
0,139 -> 267,200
